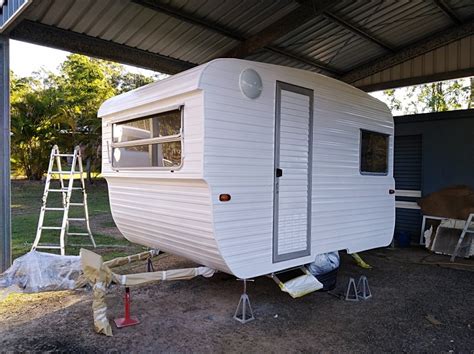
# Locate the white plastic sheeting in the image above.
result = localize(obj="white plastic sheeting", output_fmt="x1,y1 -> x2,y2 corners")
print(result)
306,252 -> 340,276
0,251 -> 81,299
278,273 -> 323,298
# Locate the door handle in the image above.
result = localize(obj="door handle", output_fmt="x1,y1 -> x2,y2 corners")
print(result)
276,168 -> 283,177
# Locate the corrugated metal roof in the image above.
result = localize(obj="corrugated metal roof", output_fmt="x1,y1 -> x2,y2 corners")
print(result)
7,0 -> 474,85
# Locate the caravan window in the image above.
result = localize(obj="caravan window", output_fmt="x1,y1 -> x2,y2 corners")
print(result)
111,109 -> 182,169
360,130 -> 388,175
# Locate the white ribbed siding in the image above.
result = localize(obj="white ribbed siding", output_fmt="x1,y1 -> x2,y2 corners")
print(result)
201,60 -> 394,278
99,65 -> 231,273
106,178 -> 228,272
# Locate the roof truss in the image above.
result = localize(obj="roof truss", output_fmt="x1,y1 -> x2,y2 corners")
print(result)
433,0 -> 463,25
342,19 -> 474,84
9,20 -> 195,74
133,0 -> 341,75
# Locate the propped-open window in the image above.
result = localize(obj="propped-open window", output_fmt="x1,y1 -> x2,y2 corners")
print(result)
360,129 -> 389,175
111,108 -> 183,169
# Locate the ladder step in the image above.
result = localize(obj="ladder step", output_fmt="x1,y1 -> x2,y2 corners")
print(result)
41,226 -> 64,230
35,245 -> 62,249
53,154 -> 75,157
70,203 -> 84,206
67,232 -> 90,236
44,207 -> 65,211
49,187 -> 82,192
68,218 -> 86,221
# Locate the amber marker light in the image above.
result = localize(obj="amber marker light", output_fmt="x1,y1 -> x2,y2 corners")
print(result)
219,194 -> 231,202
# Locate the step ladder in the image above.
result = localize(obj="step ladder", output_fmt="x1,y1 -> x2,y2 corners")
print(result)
32,145 -> 96,255
450,213 -> 474,262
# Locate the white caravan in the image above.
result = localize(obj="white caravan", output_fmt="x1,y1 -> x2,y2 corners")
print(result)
98,59 -> 395,279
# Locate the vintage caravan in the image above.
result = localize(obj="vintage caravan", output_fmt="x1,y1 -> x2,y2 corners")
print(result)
98,59 -> 395,279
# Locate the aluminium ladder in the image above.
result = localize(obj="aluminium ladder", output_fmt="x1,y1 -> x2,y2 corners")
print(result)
32,145 -> 96,255
450,213 -> 474,262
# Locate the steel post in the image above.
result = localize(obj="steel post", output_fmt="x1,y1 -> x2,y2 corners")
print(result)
0,35 -> 10,272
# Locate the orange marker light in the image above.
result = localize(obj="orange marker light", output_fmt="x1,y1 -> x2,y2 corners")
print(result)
219,194 -> 231,202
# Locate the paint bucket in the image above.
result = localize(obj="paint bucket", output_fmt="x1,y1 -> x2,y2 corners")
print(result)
395,231 -> 411,248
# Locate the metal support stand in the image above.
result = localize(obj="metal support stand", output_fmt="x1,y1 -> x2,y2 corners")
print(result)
147,257 -> 155,272
114,287 -> 140,328
357,276 -> 372,300
345,277 -> 358,301
233,279 -> 255,324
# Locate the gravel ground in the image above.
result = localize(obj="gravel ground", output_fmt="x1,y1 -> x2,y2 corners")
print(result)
1,248 -> 473,352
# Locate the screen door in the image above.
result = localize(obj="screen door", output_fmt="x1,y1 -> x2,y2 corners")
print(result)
273,81 -> 313,262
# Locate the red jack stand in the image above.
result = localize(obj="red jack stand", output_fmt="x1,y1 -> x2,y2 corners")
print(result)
114,287 -> 140,328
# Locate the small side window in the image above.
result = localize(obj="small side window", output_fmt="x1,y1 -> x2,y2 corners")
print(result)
360,130 -> 388,175
111,108 -> 183,169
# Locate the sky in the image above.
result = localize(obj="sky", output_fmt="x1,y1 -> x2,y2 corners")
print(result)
10,39 -> 158,77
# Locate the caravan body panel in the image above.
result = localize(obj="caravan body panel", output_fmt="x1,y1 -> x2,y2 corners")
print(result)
99,59 -> 395,278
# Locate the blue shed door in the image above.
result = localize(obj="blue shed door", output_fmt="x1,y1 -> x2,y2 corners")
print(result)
394,135 -> 422,241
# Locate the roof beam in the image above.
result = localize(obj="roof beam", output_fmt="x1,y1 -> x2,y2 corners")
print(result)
341,19 -> 474,84
433,0 -> 463,25
222,0 -> 334,59
322,11 -> 396,52
265,46 -> 342,75
132,0 -> 340,75
8,20 -> 195,74
356,67 -> 474,92
132,0 -> 244,41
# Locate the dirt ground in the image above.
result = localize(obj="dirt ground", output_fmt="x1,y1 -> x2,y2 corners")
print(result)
1,248 -> 473,352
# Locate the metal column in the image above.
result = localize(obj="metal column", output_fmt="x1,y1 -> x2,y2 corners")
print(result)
0,35 -> 10,272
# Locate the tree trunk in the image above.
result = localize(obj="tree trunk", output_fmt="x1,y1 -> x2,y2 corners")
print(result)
86,157 -> 93,184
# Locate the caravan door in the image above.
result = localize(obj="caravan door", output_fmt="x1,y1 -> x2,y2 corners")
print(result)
273,82 -> 314,262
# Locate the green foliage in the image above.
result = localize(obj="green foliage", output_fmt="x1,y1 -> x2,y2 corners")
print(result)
10,55 -> 156,179
382,89 -> 401,112
380,77 -> 472,115
10,71 -> 64,180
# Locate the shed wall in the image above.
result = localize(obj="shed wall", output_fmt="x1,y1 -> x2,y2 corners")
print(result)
395,110 -> 474,195
394,109 -> 474,242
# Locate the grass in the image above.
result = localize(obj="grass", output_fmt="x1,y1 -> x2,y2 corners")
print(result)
11,178 -> 144,261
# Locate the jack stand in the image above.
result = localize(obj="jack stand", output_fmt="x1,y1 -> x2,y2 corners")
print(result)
114,287 -> 140,328
357,276 -> 372,300
345,277 -> 359,301
147,257 -> 154,272
233,279 -> 255,324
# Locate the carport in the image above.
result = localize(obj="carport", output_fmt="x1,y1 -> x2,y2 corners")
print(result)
1,0 -> 474,271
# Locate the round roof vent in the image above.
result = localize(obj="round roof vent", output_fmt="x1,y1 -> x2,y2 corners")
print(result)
239,68 -> 262,99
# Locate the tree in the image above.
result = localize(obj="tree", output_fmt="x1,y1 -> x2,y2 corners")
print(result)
114,71 -> 155,94
378,77 -> 472,115
55,54 -> 119,182
417,80 -> 465,112
381,88 -> 401,113
10,71 -> 64,180
10,54 -> 157,181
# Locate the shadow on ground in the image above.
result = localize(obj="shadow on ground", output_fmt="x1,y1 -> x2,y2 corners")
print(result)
0,248 -> 473,352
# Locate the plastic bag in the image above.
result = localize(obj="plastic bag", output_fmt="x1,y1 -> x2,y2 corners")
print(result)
306,251 -> 340,276
0,251 -> 81,299
279,274 -> 323,298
